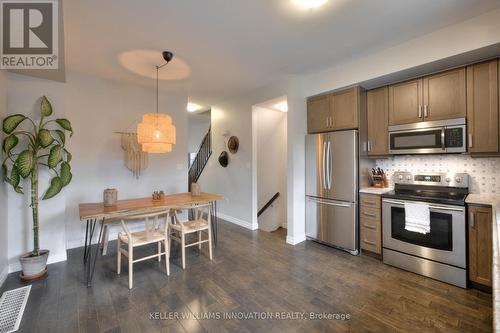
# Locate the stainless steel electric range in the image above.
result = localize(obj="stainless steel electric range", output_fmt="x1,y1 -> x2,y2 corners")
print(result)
381,172 -> 469,288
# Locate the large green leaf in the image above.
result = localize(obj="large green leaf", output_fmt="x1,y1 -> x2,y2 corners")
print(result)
54,129 -> 65,145
40,96 -> 53,117
2,114 -> 27,134
60,162 -> 72,186
65,149 -> 72,163
55,119 -> 73,136
37,129 -> 54,148
16,150 -> 34,178
2,134 -> 18,155
42,177 -> 62,200
48,145 -> 62,168
8,165 -> 20,189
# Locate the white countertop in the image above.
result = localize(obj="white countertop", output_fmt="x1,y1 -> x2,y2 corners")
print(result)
359,187 -> 393,195
466,193 -> 500,332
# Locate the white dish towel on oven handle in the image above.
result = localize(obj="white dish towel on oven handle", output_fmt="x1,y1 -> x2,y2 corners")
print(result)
404,202 -> 430,234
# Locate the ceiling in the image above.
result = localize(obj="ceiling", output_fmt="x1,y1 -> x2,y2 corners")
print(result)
63,0 -> 500,108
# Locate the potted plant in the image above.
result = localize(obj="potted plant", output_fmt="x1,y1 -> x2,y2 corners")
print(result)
2,96 -> 73,280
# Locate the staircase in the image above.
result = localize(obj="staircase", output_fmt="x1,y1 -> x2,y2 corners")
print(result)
188,127 -> 212,190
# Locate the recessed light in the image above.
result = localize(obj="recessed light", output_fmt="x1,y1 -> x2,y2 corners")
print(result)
274,102 -> 288,112
187,102 -> 202,112
292,0 -> 328,9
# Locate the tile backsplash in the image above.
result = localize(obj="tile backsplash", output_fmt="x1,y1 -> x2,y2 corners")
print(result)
375,155 -> 500,194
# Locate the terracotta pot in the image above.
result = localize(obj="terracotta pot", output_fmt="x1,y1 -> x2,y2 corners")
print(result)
19,250 -> 49,279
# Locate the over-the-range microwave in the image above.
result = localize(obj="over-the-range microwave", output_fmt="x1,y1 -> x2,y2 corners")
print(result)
388,118 -> 466,155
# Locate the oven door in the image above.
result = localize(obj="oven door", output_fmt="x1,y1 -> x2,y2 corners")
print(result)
382,198 -> 466,268
389,127 -> 445,154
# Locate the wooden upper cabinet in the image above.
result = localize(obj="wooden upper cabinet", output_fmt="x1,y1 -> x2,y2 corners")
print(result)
388,79 -> 422,126
468,205 -> 493,287
307,86 -> 361,133
466,60 -> 499,153
330,86 -> 359,130
307,94 -> 330,133
367,87 -> 389,155
423,68 -> 466,121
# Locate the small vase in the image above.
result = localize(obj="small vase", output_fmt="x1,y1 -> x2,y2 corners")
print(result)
191,183 -> 201,196
103,188 -> 118,207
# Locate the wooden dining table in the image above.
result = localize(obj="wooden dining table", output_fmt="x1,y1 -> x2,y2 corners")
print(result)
78,192 -> 224,286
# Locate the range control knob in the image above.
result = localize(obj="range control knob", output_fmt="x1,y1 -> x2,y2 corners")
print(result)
406,175 -> 412,181
398,174 -> 403,181
455,176 -> 462,183
445,177 -> 451,183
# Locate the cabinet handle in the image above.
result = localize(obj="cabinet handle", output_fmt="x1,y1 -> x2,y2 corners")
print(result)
470,213 -> 475,228
362,212 -> 377,218
468,133 -> 473,148
418,105 -> 422,118
362,223 -> 377,229
326,117 -> 329,127
363,239 -> 376,246
330,116 -> 333,127
424,105 -> 429,118
367,140 -> 371,152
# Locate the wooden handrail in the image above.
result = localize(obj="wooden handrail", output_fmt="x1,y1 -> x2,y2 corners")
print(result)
257,192 -> 280,217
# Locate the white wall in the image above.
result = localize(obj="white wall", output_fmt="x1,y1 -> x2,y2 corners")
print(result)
198,77 -> 307,244
302,7 -> 500,97
0,70 -> 8,285
6,71 -> 187,272
255,106 -> 287,231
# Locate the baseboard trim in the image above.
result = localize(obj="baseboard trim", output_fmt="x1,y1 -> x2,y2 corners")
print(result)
286,233 -> 306,245
0,265 -> 8,287
218,213 -> 258,230
8,251 -> 67,273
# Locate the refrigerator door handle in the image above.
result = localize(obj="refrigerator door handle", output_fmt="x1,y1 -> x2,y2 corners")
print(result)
322,142 -> 327,190
327,141 -> 332,189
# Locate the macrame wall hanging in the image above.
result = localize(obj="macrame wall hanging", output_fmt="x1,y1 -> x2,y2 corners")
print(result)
119,132 -> 149,178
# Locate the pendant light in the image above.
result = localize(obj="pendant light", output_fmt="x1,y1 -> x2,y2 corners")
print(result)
137,51 -> 177,153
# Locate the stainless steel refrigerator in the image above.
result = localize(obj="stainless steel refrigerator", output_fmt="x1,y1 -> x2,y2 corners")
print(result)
305,130 -> 358,255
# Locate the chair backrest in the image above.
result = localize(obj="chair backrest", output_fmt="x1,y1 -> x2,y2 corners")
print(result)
171,202 -> 211,225
120,209 -> 170,237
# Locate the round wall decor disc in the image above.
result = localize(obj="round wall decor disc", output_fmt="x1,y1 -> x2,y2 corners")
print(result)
227,136 -> 239,154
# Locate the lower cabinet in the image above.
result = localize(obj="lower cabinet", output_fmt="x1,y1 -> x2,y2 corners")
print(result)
360,193 -> 382,255
468,204 -> 493,288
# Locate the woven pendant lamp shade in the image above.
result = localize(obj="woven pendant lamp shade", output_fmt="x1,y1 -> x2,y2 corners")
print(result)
137,113 -> 176,153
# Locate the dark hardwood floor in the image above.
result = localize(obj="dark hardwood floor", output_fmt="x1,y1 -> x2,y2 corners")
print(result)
1,221 -> 492,333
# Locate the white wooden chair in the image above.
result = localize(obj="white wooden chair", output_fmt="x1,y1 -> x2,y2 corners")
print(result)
170,203 -> 213,269
117,210 -> 170,289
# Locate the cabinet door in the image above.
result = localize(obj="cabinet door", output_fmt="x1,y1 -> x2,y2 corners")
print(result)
468,205 -> 492,287
467,60 -> 499,153
330,87 -> 359,130
423,68 -> 466,121
307,95 -> 331,133
367,87 -> 389,155
388,79 -> 423,125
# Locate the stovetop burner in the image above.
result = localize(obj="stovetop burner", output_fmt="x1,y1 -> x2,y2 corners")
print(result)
381,172 -> 469,206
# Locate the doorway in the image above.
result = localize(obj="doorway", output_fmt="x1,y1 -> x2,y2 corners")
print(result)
252,97 -> 288,234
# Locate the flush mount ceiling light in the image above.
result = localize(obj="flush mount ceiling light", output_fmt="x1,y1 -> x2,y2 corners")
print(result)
292,0 -> 328,8
137,51 -> 177,153
274,101 -> 288,112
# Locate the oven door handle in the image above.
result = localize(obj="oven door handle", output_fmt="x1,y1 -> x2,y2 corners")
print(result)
382,199 -> 464,212
441,128 -> 446,150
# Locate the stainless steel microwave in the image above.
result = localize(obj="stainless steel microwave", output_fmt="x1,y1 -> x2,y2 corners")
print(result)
388,118 -> 466,155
